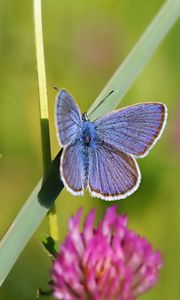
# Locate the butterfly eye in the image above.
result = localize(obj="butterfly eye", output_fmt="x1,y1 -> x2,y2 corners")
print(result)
82,113 -> 89,121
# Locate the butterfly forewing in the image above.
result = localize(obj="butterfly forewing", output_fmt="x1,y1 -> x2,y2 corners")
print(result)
88,143 -> 141,200
94,103 -> 167,157
55,90 -> 82,146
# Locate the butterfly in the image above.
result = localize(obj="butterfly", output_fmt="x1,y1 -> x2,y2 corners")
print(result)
55,89 -> 167,200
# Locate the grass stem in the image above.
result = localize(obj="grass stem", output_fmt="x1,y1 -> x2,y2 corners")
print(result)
33,0 -> 59,241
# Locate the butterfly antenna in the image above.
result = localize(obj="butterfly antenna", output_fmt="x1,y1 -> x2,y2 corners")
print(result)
52,85 -> 60,92
88,90 -> 116,117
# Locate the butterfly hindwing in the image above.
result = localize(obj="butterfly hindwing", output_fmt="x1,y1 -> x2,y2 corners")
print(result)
55,90 -> 82,146
94,103 -> 167,157
88,142 -> 141,200
60,142 -> 84,196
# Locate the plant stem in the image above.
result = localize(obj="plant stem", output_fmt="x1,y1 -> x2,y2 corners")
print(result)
33,0 -> 59,241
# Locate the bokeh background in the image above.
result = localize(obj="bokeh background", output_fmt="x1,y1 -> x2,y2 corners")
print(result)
0,0 -> 180,299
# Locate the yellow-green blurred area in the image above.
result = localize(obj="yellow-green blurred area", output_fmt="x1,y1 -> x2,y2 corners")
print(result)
0,0 -> 180,299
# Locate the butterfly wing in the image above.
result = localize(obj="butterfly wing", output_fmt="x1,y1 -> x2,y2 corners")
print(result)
61,142 -> 84,195
88,142 -> 141,200
55,90 -> 82,146
94,103 -> 167,157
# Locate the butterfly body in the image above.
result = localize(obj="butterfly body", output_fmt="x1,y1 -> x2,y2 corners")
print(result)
76,115 -> 97,189
55,89 -> 167,201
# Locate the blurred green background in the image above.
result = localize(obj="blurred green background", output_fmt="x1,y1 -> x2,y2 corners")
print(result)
0,0 -> 180,299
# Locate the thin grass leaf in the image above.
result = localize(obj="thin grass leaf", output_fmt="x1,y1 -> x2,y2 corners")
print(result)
0,152 -> 63,286
0,0 -> 179,286
88,0 -> 180,121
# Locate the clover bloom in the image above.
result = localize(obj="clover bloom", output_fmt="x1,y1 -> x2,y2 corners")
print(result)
51,206 -> 162,300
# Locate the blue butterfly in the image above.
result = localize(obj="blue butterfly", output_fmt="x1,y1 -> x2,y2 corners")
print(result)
55,89 -> 167,200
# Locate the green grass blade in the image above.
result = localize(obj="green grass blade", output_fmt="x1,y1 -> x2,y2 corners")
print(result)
88,0 -> 180,121
0,152 -> 63,286
0,0 -> 179,286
